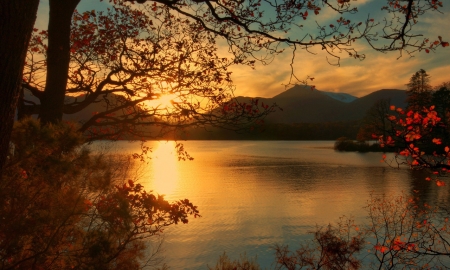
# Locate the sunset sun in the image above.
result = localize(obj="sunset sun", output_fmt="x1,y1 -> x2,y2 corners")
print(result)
146,93 -> 178,109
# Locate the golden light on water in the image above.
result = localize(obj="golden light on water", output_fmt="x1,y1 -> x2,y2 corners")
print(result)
150,141 -> 179,196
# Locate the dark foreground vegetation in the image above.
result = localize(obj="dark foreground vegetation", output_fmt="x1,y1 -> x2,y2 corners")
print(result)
209,194 -> 450,270
0,119 -> 198,269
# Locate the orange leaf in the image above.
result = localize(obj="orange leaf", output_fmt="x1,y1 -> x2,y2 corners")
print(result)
432,138 -> 442,145
375,244 -> 388,253
437,180 -> 446,186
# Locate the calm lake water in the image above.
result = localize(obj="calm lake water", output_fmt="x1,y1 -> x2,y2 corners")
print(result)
91,140 -> 450,269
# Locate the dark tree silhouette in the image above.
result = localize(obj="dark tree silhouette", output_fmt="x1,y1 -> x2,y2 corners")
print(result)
0,0 -> 40,174
1,0 -> 449,170
406,69 -> 433,110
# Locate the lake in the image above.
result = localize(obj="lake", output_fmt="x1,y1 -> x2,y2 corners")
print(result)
91,140 -> 450,269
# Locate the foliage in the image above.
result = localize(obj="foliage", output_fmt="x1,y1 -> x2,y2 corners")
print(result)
432,83 -> 450,128
376,104 -> 450,186
275,217 -> 364,270
366,194 -> 450,269
211,194 -> 450,269
209,252 -> 261,270
0,118 -> 198,269
23,3 -> 276,141
406,69 -> 433,110
272,194 -> 450,269
21,0 -> 450,130
356,98 -> 392,142
2,0 -> 449,169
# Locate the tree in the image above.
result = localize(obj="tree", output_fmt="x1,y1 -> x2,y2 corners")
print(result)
22,5 -> 275,141
432,82 -> 450,125
406,69 -> 433,110
0,118 -> 199,269
208,252 -> 261,270
273,194 -> 450,269
275,218 -> 364,270
1,0 -> 449,170
0,0 -> 40,174
356,98 -> 392,142
376,105 -> 450,187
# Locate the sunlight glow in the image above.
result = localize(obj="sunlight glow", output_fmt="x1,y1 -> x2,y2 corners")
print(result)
146,93 -> 179,110
150,141 -> 179,196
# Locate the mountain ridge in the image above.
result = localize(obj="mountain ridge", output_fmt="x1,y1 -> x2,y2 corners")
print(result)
235,85 -> 407,123
24,85 -> 407,125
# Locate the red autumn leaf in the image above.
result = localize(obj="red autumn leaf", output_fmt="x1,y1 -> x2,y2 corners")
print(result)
375,244 -> 389,253
432,138 -> 442,145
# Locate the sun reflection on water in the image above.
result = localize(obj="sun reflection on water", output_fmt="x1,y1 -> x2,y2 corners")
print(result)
150,141 -> 179,196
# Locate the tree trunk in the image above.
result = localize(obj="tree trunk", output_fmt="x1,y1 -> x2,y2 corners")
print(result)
39,0 -> 80,124
0,0 -> 40,172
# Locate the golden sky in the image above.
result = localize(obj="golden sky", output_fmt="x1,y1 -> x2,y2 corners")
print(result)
35,0 -> 450,99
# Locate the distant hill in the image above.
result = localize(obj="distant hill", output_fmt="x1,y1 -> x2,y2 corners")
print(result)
24,85 -> 407,130
236,85 -> 407,124
321,91 -> 357,103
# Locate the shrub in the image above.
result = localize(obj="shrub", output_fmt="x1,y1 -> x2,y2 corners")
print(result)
0,118 -> 198,269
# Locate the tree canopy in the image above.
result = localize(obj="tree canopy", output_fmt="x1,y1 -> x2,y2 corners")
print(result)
1,0 -> 449,169
406,69 -> 433,110
22,4 -> 276,141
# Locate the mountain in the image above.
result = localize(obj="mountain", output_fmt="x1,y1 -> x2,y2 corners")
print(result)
237,85 -> 407,124
321,91 -> 357,103
265,85 -> 348,123
24,85 -> 407,125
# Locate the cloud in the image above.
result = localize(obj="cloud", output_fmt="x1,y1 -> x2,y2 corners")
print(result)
231,1 -> 450,98
32,0 -> 450,99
